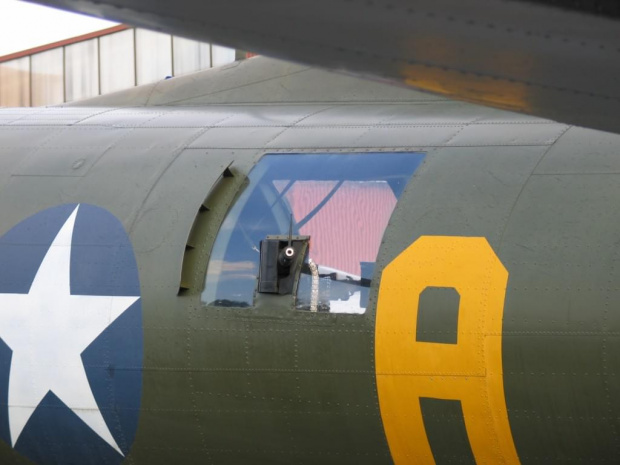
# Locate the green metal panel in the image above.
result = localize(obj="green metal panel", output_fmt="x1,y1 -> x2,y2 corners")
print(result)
1,57 -> 620,464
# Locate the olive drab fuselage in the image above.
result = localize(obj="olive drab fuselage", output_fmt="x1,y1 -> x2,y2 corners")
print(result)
0,57 -> 618,464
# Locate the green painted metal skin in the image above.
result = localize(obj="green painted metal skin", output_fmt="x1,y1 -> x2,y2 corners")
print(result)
0,56 -> 618,463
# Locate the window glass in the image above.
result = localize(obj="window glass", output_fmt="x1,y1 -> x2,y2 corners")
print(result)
31,49 -> 64,106
211,45 -> 236,67
203,153 -> 425,312
136,29 -> 172,85
65,39 -> 99,102
0,58 -> 30,107
173,36 -> 211,76
100,29 -> 135,94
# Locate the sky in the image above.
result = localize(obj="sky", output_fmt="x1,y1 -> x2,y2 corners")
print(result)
0,0 -> 117,56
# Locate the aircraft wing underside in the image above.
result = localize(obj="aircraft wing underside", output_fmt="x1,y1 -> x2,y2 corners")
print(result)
29,0 -> 620,134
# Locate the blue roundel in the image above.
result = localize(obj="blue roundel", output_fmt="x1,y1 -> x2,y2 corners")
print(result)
0,204 -> 143,464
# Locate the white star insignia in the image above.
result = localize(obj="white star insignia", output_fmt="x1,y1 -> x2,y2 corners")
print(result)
0,205 -> 139,455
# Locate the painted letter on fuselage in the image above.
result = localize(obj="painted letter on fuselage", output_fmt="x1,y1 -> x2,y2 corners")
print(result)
375,236 -> 519,464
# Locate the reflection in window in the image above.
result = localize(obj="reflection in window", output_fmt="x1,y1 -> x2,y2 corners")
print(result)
0,58 -> 30,107
100,29 -> 135,94
32,49 -> 64,106
65,39 -> 99,102
203,153 -> 424,312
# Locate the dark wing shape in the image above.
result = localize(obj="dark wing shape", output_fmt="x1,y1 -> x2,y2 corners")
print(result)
29,0 -> 620,133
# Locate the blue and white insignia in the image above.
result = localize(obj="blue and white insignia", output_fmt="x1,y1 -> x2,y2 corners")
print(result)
0,204 -> 143,464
